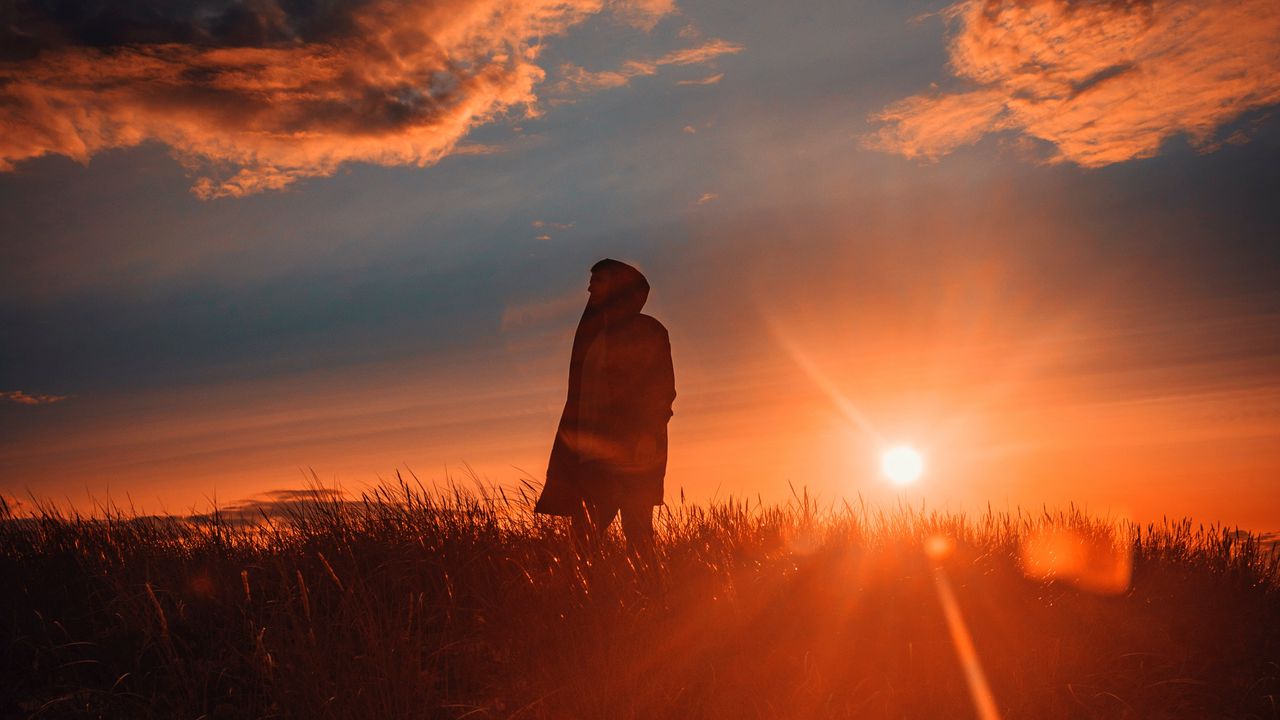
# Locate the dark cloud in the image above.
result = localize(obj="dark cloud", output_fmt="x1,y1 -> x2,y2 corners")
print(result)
189,486 -> 355,526
0,0 -> 676,197
0,0 -> 365,60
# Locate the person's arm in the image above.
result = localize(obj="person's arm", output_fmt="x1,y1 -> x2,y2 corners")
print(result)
632,322 -> 674,428
651,327 -> 675,425
620,321 -> 675,469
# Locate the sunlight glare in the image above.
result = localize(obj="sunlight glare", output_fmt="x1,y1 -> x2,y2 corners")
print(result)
881,445 -> 924,486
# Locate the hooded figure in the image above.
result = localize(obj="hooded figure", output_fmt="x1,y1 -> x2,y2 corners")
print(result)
535,259 -> 675,545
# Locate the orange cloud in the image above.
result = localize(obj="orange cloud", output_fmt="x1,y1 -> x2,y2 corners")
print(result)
865,0 -> 1280,167
611,0 -> 678,30
1,390 -> 69,406
677,73 -> 723,86
652,38 -> 742,67
553,38 -> 742,94
531,219 -> 574,230
0,0 -> 674,198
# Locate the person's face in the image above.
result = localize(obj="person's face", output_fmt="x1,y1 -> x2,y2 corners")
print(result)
587,269 -> 615,304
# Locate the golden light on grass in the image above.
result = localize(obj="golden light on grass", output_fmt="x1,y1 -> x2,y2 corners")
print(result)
881,445 -> 924,486
932,565 -> 1002,720
1019,524 -> 1133,595
924,533 -> 1000,719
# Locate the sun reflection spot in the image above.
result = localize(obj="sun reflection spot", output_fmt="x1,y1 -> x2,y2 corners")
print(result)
881,445 -> 924,486
925,534 -> 955,561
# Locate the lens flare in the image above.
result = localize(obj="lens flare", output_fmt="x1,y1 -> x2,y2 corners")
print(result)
881,445 -> 924,486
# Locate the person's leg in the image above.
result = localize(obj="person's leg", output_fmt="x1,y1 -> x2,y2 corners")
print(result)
571,497 -> 619,551
569,501 -> 592,549
619,500 -> 655,560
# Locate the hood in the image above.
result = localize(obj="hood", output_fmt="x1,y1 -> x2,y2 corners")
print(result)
594,258 -> 649,319
560,258 -> 651,415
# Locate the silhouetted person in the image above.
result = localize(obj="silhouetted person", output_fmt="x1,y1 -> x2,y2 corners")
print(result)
535,259 -> 675,556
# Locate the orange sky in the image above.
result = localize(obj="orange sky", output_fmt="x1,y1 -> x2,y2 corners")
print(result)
5,199 -> 1278,529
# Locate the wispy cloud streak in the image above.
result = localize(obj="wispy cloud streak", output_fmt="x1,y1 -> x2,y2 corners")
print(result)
1,390 -> 68,406
866,0 -> 1280,167
553,38 -> 742,94
677,73 -> 723,86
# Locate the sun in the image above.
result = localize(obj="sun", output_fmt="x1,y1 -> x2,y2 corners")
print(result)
881,445 -> 925,486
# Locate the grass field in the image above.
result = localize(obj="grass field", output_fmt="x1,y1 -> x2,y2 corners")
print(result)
2,481 -> 1278,719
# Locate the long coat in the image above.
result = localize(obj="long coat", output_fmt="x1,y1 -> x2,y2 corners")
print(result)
535,264 -> 675,515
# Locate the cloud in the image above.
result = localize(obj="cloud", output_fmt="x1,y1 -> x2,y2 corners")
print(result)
189,487 -> 356,527
865,0 -> 1280,167
557,64 -> 637,93
0,0 -> 676,198
553,38 -> 742,94
653,39 -> 742,67
695,192 -> 718,205
677,73 -> 723,86
611,0 -> 678,31
1,390 -> 69,406
531,219 -> 570,238
532,219 -> 575,230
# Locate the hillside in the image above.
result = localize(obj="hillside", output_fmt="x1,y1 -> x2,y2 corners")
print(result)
2,485 -> 1278,719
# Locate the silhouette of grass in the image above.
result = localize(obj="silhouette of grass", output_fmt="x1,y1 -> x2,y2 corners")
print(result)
1,481 -> 1277,719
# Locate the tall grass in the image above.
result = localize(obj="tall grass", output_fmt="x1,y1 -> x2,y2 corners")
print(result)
1,481 -> 1277,719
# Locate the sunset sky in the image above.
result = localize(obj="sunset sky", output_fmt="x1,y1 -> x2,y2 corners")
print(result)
1,0 -> 1278,530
